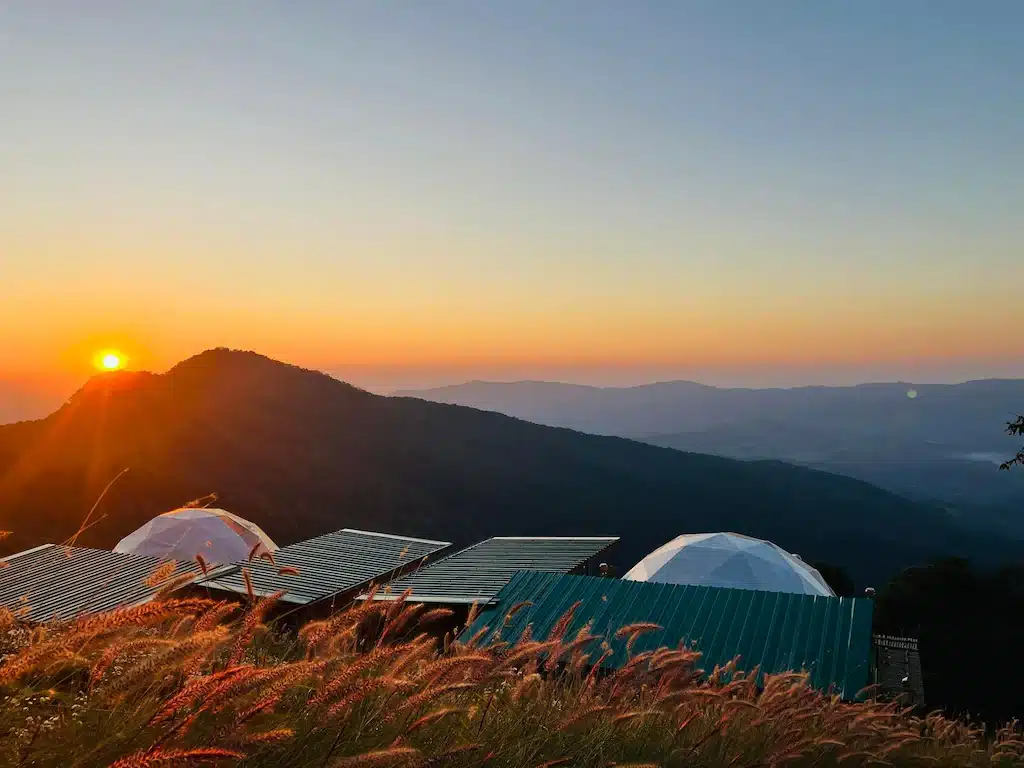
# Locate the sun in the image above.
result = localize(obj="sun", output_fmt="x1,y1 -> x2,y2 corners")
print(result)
96,351 -> 125,371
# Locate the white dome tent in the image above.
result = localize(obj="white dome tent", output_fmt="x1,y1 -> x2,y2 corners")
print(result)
622,532 -> 835,597
114,508 -> 278,566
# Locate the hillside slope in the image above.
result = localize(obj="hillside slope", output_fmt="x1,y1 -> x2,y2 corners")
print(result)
398,379 -> 1024,533
396,379 -> 1024,443
0,350 -> 1014,585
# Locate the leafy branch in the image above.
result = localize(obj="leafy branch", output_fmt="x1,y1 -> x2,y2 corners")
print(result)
999,415 -> 1024,470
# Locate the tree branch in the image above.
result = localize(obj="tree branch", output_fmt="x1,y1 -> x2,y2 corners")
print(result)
999,415 -> 1024,471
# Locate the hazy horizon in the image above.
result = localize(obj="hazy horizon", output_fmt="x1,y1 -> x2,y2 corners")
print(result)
334,358 -> 1024,394
5,352 -> 1024,421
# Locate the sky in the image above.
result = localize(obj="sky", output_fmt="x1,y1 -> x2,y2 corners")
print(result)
2,1 -> 1023,395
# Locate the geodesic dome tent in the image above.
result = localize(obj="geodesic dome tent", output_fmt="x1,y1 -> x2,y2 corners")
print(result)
622,532 -> 835,597
113,508 -> 278,566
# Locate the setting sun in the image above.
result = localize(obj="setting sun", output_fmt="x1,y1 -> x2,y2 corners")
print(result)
96,351 -> 125,371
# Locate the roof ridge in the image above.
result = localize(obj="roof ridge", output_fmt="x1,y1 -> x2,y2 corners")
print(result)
341,528 -> 451,546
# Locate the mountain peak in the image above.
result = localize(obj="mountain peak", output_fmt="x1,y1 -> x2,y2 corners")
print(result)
159,348 -> 364,397
55,349 -> 368,425
167,347 -> 303,376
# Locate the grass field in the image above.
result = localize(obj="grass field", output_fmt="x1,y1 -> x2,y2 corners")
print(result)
0,565 -> 1021,767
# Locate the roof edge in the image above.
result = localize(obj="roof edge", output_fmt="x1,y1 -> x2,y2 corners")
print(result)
199,579 -> 309,605
491,536 -> 619,541
342,529 -> 452,546
1,543 -> 56,562
362,593 -> 493,605
196,563 -> 243,582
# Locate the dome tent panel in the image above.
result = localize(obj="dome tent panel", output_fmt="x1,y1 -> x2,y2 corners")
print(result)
623,532 -> 835,597
113,508 -> 277,566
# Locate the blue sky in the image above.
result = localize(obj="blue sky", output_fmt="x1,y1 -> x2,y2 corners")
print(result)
1,1 -> 1021,388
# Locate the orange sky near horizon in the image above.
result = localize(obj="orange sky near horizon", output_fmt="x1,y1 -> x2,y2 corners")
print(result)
2,197 -> 1019,385
2,272 -> 1019,387
3,4 -> 1022,391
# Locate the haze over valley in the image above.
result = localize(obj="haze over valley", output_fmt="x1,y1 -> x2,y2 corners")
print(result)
398,378 -> 1024,538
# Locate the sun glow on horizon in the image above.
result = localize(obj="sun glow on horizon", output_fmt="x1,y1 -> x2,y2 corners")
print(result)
95,351 -> 125,371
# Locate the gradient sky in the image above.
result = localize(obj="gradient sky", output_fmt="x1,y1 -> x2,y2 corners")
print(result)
2,1 -> 1022,390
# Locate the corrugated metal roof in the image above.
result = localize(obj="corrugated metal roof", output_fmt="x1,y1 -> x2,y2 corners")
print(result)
463,570 -> 874,699
199,529 -> 450,605
368,537 -> 618,605
0,544 -> 200,622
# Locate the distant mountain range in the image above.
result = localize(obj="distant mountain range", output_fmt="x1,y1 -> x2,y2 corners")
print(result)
1,349 -> 1018,586
397,379 -> 1024,537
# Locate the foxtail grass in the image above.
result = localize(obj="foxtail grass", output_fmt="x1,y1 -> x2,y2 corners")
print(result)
0,585 -> 1020,767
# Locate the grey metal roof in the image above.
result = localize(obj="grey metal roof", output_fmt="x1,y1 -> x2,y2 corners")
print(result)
367,536 -> 619,605
0,544 -> 200,623
199,528 -> 450,606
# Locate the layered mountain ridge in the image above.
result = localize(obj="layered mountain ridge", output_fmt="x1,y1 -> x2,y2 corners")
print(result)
1,349 -> 1017,586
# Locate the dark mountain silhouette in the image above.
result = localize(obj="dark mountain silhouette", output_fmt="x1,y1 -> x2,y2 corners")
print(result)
398,379 -> 1024,536
1,349 -> 1018,586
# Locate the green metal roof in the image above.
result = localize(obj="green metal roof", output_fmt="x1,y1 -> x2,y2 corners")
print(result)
462,570 -> 874,699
